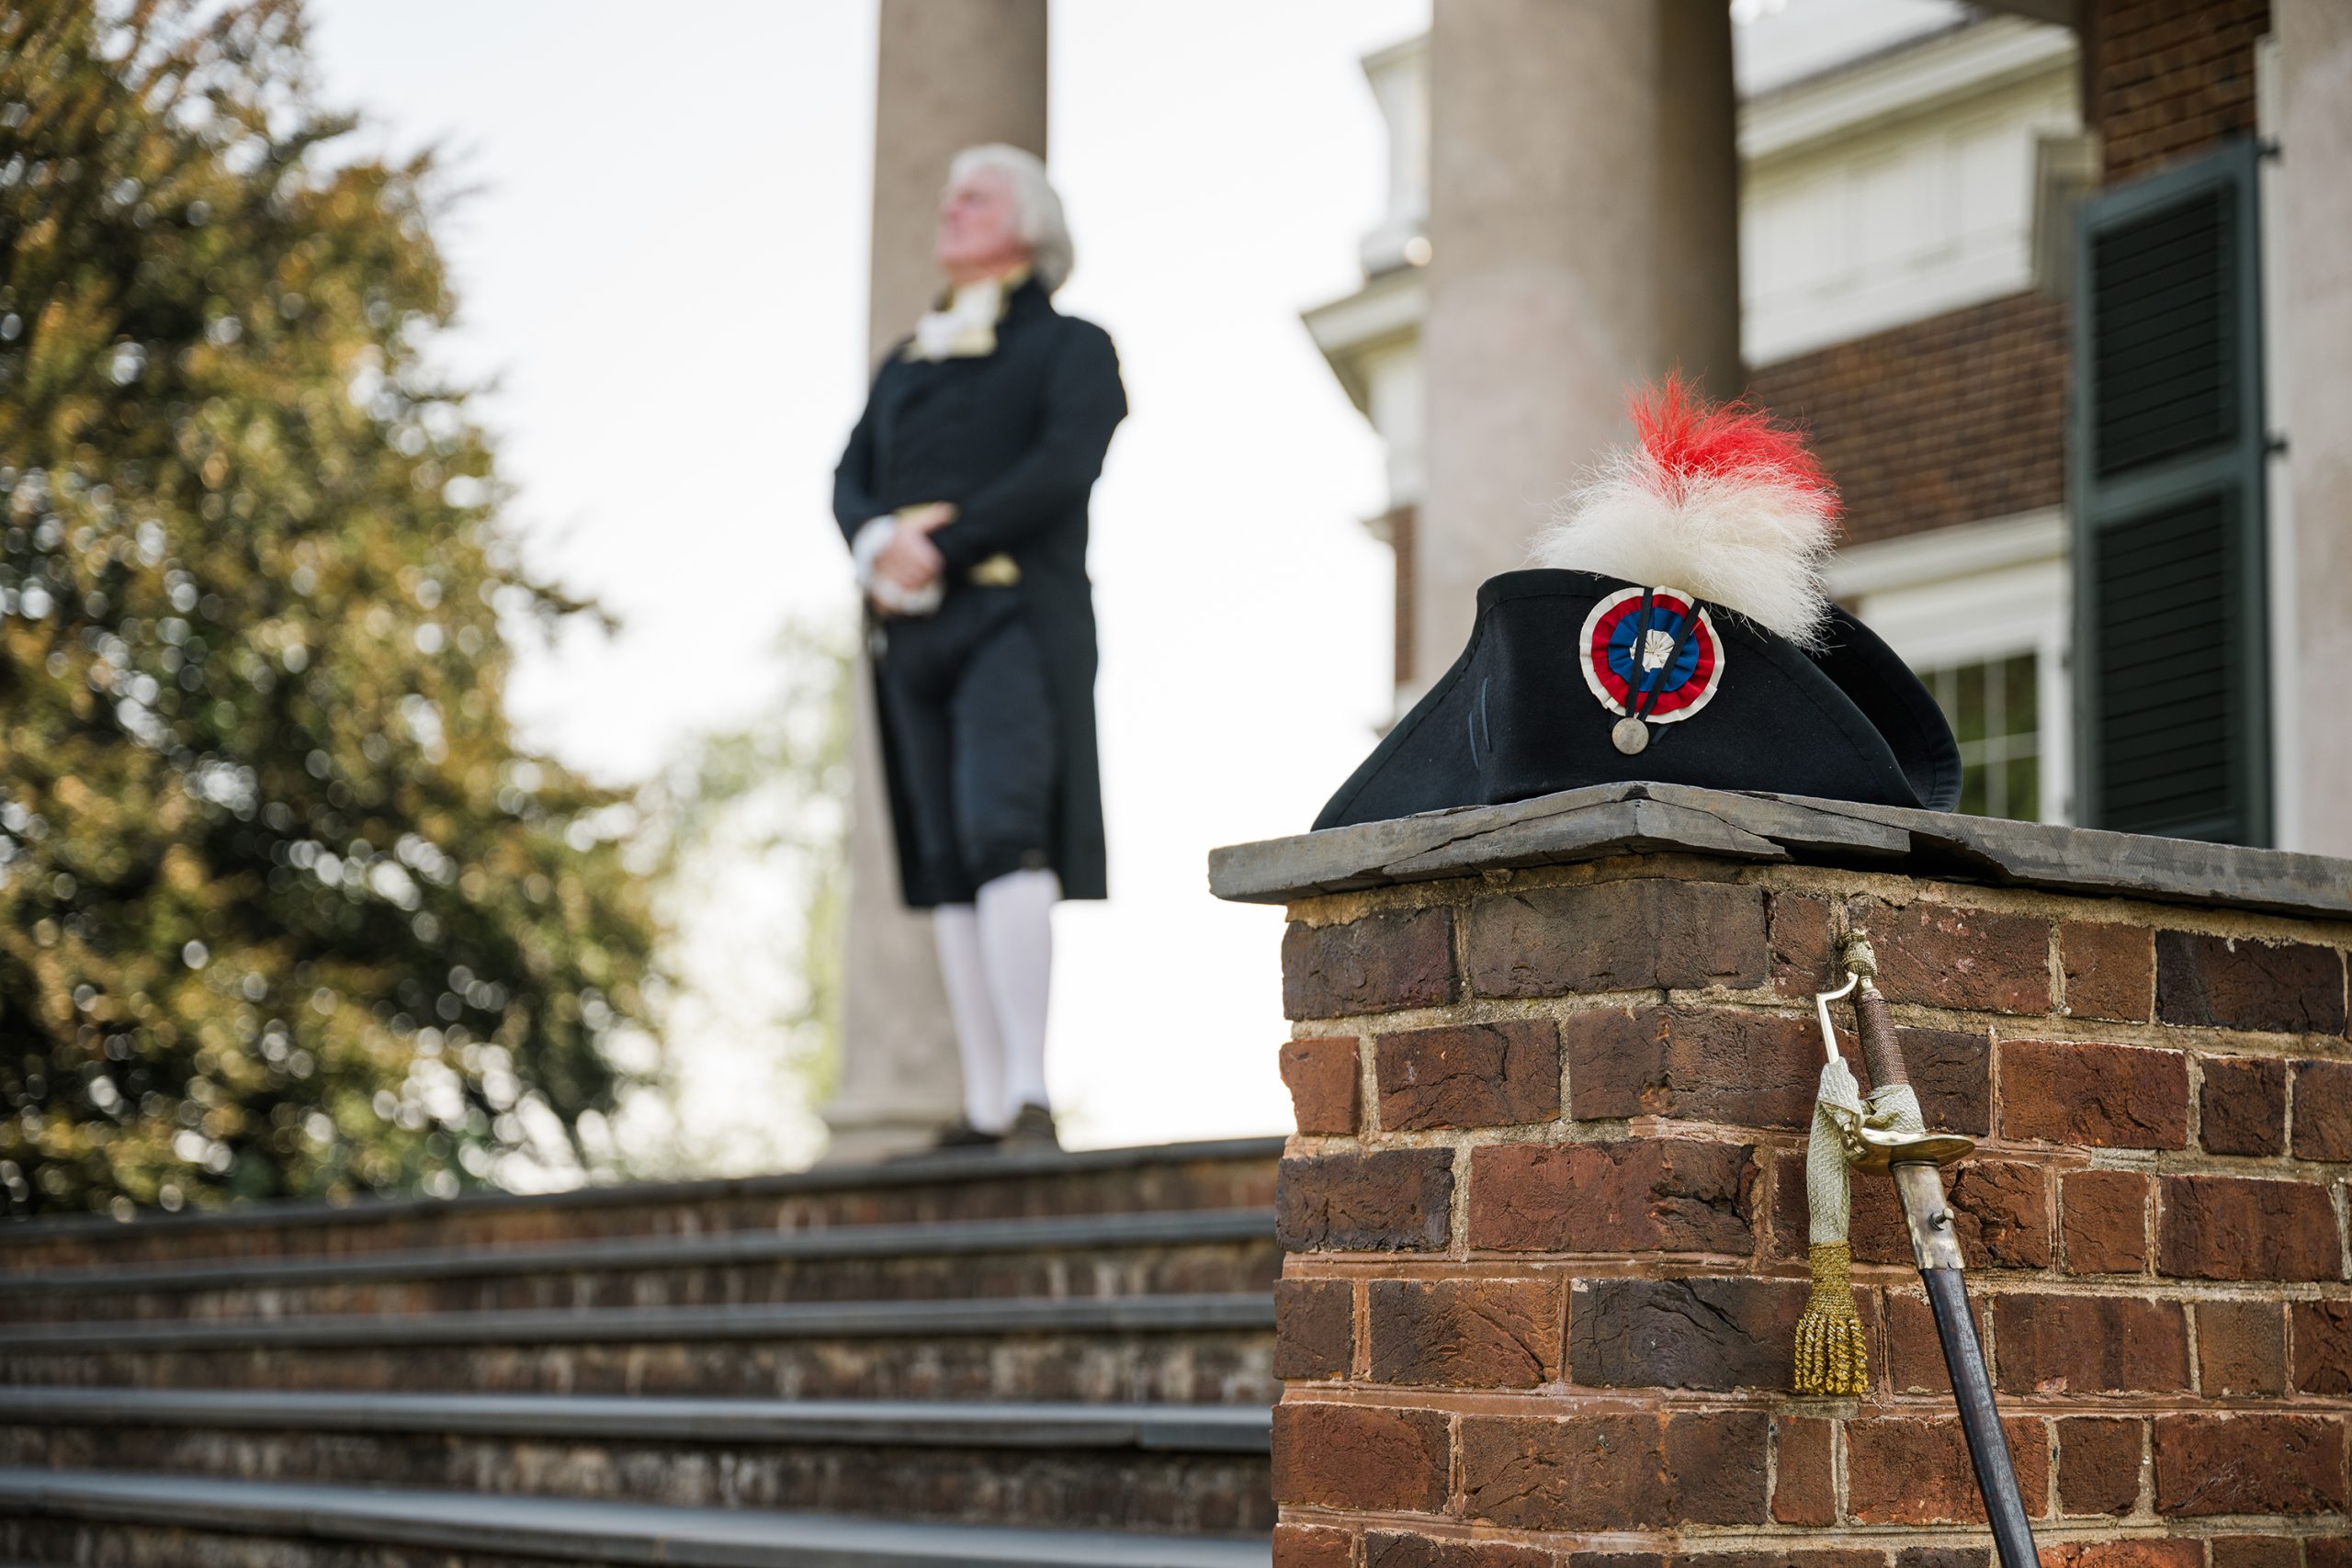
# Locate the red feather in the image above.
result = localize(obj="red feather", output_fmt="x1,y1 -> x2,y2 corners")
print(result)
1628,374 -> 1841,524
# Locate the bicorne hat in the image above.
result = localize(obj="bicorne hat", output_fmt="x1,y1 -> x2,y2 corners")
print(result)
1315,381 -> 1962,832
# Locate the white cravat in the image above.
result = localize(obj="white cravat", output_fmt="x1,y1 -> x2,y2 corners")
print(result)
909,276 -> 1006,362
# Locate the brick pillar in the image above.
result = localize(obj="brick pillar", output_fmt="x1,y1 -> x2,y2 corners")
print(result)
1213,784 -> 2352,1563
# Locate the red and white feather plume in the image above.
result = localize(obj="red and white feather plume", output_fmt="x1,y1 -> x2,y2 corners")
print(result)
1528,377 -> 1843,649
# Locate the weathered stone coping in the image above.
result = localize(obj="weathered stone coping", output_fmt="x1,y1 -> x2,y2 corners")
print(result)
1209,781 -> 2352,918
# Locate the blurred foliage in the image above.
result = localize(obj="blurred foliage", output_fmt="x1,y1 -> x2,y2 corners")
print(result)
0,0 -> 658,1217
630,619 -> 852,1171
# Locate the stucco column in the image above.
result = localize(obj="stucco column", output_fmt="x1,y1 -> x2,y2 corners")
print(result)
2273,0 -> 2352,857
1416,0 -> 1740,689
826,0 -> 1048,1162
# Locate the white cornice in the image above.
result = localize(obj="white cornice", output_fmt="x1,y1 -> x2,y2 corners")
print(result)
1360,31 -> 1426,84
1299,268 -> 1427,415
1742,16 -> 2077,164
1826,508 -> 2064,599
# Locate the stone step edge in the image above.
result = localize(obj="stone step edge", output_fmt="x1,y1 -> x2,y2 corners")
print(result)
0,1388 -> 1272,1453
0,1136 -> 1287,1250
0,1467 -> 1272,1567
0,1206 -> 1278,1299
1,1290 -> 1278,1352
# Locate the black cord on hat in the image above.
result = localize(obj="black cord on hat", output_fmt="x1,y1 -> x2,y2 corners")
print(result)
1628,594 -> 1704,730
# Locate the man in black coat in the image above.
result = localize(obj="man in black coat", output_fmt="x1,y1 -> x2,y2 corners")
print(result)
833,144 -> 1126,1150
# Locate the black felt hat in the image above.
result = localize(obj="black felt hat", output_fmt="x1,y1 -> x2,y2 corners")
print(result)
1315,382 -> 1962,832
1314,568 -> 1962,830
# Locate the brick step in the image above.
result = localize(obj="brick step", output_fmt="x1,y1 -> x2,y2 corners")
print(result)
0,1293 -> 1280,1404
0,1386 -> 1273,1450
0,1468 -> 1273,1567
0,1390 -> 1273,1534
0,1137 -> 1285,1273
0,1207 -> 1280,1324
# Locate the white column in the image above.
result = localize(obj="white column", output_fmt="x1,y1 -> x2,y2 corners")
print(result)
1417,0 -> 1741,688
2272,0 -> 2352,856
824,0 -> 1049,1162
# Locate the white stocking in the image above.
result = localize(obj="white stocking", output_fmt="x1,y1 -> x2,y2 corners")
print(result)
932,904 -> 1007,1133
977,867 -> 1057,1119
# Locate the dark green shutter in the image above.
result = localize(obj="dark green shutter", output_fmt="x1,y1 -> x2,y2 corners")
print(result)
2071,140 -> 2269,845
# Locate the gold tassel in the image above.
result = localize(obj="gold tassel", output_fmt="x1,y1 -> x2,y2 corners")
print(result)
1792,1240 -> 1869,1395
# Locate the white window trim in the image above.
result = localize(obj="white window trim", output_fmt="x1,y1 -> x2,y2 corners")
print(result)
1827,509 -> 2072,823
1738,17 -> 2083,367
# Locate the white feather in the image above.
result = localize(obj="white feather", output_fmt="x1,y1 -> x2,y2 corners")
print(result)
1527,448 -> 1838,648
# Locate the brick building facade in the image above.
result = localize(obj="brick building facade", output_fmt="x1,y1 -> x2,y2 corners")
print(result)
1756,0 -> 2276,549
2089,0 -> 2270,185
1306,0 -> 2335,852
1747,292 -> 2071,549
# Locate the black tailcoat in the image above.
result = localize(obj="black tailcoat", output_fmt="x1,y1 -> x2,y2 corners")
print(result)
833,279 -> 1127,906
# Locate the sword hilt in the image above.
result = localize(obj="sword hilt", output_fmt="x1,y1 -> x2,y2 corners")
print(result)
1838,931 -> 1879,984
1832,928 -> 1974,1173
1852,986 -> 1910,1090
1838,932 -> 1907,1088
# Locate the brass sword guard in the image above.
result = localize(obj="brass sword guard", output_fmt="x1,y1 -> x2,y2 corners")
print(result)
1817,934 -> 1976,1174
1849,1128 -> 1977,1174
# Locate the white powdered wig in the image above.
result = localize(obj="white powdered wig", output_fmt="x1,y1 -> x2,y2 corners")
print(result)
949,143 -> 1075,294
1528,380 -> 1842,648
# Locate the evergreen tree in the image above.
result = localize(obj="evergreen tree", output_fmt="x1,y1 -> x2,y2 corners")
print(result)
0,0 -> 659,1216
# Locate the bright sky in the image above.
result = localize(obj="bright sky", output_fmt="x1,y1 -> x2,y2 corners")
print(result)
304,0 -> 1428,1162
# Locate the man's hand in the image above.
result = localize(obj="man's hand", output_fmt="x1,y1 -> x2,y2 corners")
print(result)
875,521 -> 944,592
898,501 -> 956,535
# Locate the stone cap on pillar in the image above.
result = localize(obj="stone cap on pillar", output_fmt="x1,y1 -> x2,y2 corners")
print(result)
1208,781 -> 2352,919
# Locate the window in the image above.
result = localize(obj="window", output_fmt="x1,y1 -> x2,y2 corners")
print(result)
1829,509 -> 2071,825
1918,652 -> 2041,820
2071,140 -> 2269,844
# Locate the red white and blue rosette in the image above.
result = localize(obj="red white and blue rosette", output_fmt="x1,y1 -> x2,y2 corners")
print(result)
1578,585 -> 1725,723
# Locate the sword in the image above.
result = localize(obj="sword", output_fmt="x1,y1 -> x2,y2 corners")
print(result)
1820,932 -> 2040,1568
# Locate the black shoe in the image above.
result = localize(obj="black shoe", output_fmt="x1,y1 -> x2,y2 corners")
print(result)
934,1118 -> 1002,1150
1002,1102 -> 1059,1151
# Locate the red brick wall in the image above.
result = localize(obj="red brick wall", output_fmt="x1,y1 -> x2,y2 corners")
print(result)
1747,292 -> 2070,549
1272,858 -> 2351,1562
2086,0 -> 2271,186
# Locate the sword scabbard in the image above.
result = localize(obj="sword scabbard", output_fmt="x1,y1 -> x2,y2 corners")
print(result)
1924,1262 -> 2041,1567
1891,1160 -> 1967,1273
